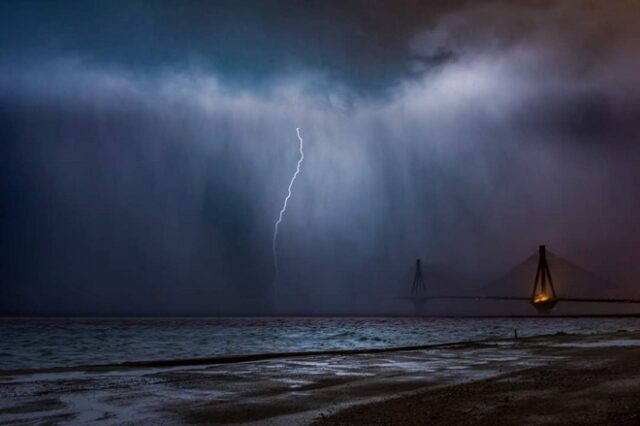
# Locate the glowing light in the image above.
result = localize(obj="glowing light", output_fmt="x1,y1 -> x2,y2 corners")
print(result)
272,127 -> 305,285
533,293 -> 551,304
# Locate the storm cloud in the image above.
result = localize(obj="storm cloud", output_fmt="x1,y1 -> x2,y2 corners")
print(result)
1,0 -> 640,315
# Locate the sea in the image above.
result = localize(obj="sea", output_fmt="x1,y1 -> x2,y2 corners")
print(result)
2,316 -> 640,371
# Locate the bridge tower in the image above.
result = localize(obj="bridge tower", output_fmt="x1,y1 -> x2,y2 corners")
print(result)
411,258 -> 427,315
411,259 -> 426,297
531,245 -> 558,311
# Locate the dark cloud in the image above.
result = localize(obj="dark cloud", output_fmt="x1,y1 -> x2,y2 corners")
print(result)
0,0 -> 476,92
1,1 -> 640,315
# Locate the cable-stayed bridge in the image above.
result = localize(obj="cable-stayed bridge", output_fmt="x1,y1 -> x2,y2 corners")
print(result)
406,245 -> 640,315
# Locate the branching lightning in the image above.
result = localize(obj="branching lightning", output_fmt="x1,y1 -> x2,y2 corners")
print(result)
272,127 -> 305,284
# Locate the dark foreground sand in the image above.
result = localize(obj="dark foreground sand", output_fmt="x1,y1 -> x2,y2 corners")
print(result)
2,331 -> 640,425
315,334 -> 640,426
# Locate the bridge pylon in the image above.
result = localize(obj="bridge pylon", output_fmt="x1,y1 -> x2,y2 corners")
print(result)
531,245 -> 558,311
411,258 -> 427,315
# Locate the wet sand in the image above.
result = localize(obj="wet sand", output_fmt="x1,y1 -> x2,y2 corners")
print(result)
1,331 -> 640,424
316,332 -> 640,426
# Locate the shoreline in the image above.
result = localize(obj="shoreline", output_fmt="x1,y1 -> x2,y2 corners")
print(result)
316,333 -> 640,425
0,336 -> 510,377
2,331 -> 640,424
3,316 -> 639,374
4,314 -> 640,319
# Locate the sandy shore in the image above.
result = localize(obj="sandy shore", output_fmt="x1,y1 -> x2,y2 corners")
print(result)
316,333 -> 640,426
2,331 -> 640,425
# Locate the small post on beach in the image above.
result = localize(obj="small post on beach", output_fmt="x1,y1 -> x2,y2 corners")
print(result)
514,329 -> 518,341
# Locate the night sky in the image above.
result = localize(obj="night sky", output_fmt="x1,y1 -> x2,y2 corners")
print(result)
1,0 -> 640,315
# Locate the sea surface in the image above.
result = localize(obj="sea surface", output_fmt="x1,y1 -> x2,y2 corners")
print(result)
2,316 -> 640,370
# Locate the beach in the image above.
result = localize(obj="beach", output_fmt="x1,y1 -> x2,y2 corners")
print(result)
2,330 -> 640,425
317,332 -> 640,425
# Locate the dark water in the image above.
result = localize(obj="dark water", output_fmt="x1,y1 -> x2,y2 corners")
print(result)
1,317 -> 640,370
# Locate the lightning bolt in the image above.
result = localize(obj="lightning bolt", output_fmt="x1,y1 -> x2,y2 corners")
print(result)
272,127 -> 305,285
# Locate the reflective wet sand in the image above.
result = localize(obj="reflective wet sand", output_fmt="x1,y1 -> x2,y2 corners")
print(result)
1,331 -> 639,425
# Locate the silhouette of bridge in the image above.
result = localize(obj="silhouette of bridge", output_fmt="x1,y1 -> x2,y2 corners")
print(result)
407,245 -> 640,314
